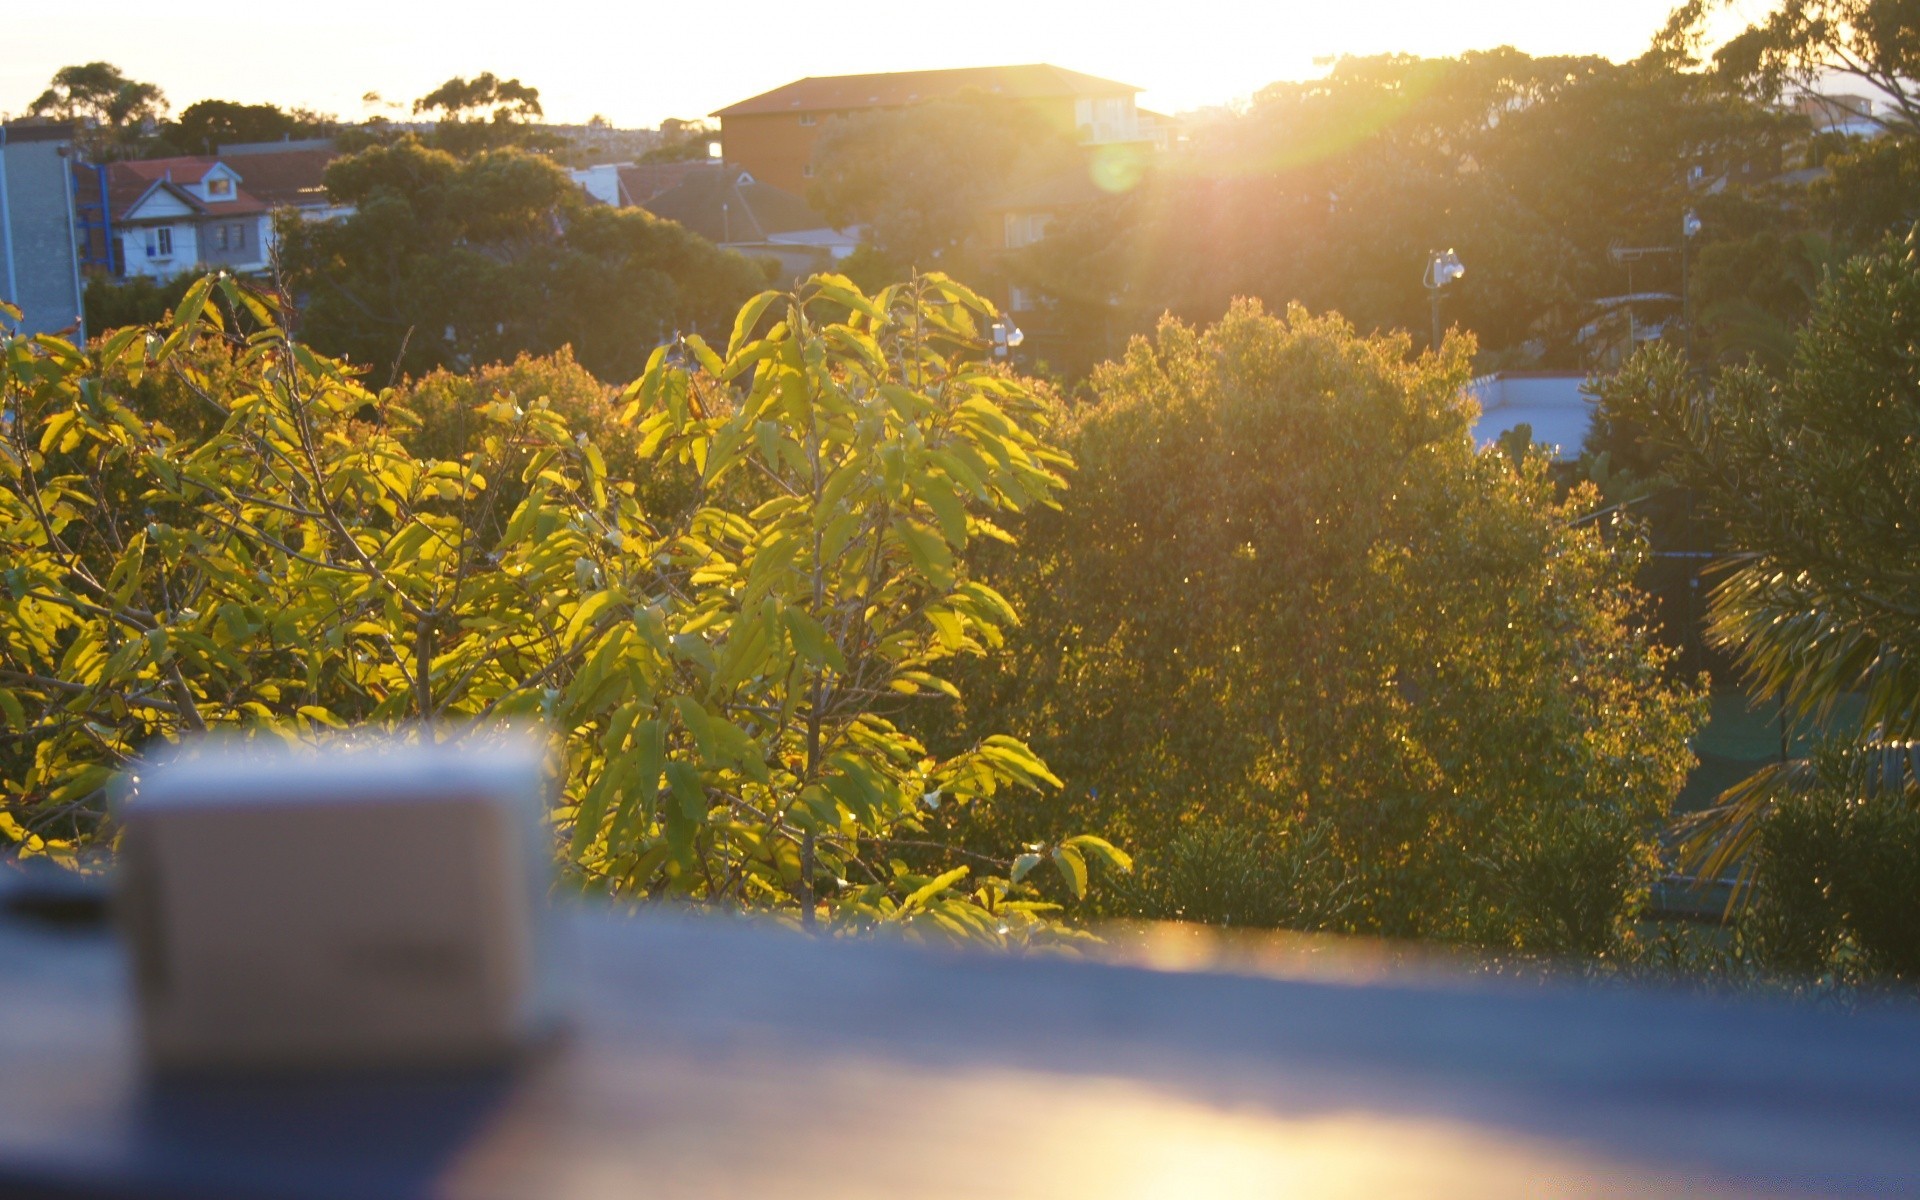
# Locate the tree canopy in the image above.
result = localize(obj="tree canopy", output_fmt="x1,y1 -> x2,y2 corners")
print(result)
278,138 -> 766,382
930,301 -> 1703,954
1015,47 -> 1788,375
157,99 -> 335,157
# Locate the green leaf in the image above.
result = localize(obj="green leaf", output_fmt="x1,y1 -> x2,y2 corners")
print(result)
1063,834 -> 1133,874
727,290 -> 782,359
904,865 -> 970,910
1010,852 -> 1044,884
665,760 -> 706,821
1051,845 -> 1087,899
683,334 -> 726,379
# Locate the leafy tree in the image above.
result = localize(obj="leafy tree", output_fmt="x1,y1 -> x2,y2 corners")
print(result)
934,301 -> 1703,954
1820,134 -> 1920,244
1713,0 -> 1920,134
158,99 -> 335,156
810,95 -> 1083,273
1600,231 -> 1920,908
413,72 -> 550,157
25,62 -> 167,157
277,139 -> 765,382
1016,48 -> 1786,376
641,119 -> 719,164
0,273 -> 1122,938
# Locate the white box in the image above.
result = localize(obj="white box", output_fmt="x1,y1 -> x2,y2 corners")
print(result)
117,733 -> 561,1071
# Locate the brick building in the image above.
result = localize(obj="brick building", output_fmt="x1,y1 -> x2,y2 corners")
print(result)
711,64 -> 1144,195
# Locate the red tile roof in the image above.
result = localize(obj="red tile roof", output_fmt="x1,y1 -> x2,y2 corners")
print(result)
106,149 -> 334,221
713,64 -> 1138,117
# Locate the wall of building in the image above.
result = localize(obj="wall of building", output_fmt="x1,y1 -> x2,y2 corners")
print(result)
720,114 -> 826,196
194,214 -> 270,272
119,219 -> 200,280
0,127 -> 86,337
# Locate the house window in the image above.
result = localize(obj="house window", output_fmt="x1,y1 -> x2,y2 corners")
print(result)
798,113 -> 816,126
149,227 -> 173,258
214,224 -> 229,251
207,176 -> 233,197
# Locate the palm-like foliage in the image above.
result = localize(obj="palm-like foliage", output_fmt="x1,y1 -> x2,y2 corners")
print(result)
1600,229 -> 1920,891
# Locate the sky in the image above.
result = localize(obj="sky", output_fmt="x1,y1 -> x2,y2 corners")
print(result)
5,1 -> 1776,129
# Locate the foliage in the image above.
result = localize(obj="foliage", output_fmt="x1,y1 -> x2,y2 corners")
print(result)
809,95 -> 1084,273
932,301 -> 1703,955
0,273 -> 1125,942
1105,817 -> 1353,931
412,72 -> 552,157
1745,753 -> 1920,981
1711,0 -> 1920,134
640,119 -> 719,164
277,139 -> 764,382
156,100 -> 336,157
1014,47 -> 1788,376
1600,230 -> 1920,891
1819,134 -> 1920,245
24,62 -> 167,158
84,275 -> 198,338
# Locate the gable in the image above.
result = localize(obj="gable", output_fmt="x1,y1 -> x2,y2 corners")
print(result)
124,186 -> 198,221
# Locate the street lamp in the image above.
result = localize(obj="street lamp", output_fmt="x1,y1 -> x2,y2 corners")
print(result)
1681,210 -> 1701,365
1423,248 -> 1465,351
990,318 -> 1025,361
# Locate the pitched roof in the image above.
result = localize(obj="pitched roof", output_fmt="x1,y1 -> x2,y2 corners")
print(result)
211,148 -> 334,207
622,162 -> 833,244
104,149 -> 334,221
713,64 -> 1138,117
615,160 -> 722,206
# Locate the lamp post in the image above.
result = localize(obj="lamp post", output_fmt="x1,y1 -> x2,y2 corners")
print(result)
990,318 -> 1024,362
1423,248 -> 1465,351
1681,209 -> 1701,366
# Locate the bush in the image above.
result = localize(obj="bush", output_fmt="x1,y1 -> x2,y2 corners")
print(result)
1749,780 -> 1920,980
1106,817 -> 1352,930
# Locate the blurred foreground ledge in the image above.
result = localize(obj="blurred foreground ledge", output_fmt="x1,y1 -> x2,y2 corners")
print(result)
1,907 -> 1917,1199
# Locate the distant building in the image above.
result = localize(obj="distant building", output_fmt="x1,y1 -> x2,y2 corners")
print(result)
712,64 -> 1148,195
1793,92 -> 1884,139
0,124 -> 87,338
92,146 -> 339,280
570,160 -> 855,281
1467,372 -> 1594,461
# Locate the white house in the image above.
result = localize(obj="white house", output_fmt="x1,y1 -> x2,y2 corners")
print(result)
102,147 -> 338,280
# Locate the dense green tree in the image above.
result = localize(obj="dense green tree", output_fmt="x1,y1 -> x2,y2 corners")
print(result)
1599,231 -> 1920,953
933,301 -> 1703,954
157,99 -> 335,156
277,138 -> 764,381
0,274 -> 1119,939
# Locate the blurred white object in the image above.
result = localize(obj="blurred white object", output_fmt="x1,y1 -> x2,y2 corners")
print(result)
117,732 -> 561,1071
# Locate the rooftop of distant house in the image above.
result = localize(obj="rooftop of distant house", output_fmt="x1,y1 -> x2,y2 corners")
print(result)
712,64 -> 1139,118
617,161 -> 834,243
103,146 -> 335,222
